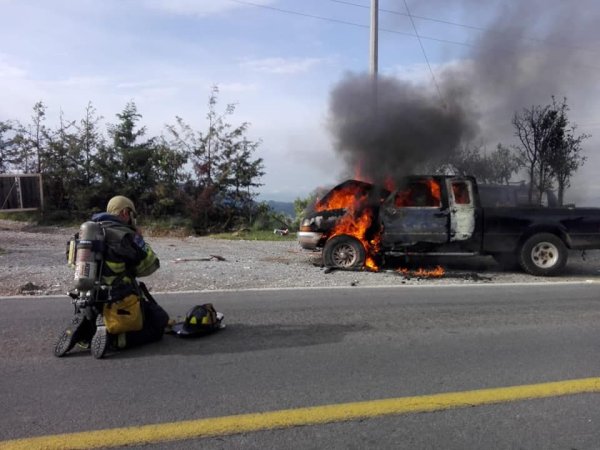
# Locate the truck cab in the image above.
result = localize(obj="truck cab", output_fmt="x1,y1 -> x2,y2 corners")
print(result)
380,176 -> 476,248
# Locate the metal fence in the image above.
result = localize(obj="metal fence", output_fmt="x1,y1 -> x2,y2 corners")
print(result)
0,174 -> 44,211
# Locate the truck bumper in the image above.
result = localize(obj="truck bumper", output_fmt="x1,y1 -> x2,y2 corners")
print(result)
298,231 -> 324,250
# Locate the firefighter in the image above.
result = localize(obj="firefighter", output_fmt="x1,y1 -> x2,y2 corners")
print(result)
55,195 -> 169,358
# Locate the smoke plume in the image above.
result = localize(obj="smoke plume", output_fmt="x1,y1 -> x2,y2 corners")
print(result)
327,0 -> 600,187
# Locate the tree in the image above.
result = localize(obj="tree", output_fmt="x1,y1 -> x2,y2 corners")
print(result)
9,102 -> 48,174
510,97 -> 587,204
165,86 -> 264,232
150,139 -> 189,216
293,191 -> 318,229
65,102 -> 107,212
42,112 -> 79,210
219,137 -> 265,225
76,102 -> 104,188
545,100 -> 589,205
104,102 -> 159,214
512,102 -> 557,202
447,144 -> 520,184
488,144 -> 521,185
0,121 -> 18,172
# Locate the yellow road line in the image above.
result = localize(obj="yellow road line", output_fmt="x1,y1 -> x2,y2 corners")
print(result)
2,377 -> 600,449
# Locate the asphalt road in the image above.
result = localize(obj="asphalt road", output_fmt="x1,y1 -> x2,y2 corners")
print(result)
1,282 -> 600,449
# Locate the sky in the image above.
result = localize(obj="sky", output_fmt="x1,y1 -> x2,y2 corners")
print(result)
1,0 -> 600,203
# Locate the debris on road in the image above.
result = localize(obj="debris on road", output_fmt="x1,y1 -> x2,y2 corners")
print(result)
172,255 -> 226,263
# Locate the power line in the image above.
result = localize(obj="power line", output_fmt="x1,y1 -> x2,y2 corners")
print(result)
226,0 -> 600,72
331,0 -> 491,33
329,0 -> 600,57
402,0 -> 444,106
227,0 -> 472,47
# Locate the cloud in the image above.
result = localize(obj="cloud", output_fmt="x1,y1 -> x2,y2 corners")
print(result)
55,76 -> 110,88
217,82 -> 258,93
0,53 -> 27,78
240,57 -> 325,75
140,0 -> 274,17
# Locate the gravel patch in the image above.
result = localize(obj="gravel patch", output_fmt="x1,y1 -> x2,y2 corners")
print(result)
1,219 -> 600,297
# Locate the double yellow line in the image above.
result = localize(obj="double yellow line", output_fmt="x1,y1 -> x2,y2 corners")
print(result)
2,377 -> 599,449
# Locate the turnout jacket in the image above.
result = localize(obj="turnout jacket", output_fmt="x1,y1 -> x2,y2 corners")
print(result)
91,213 -> 160,288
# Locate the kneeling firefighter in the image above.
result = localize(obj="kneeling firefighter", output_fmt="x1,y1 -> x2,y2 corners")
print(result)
55,195 -> 169,359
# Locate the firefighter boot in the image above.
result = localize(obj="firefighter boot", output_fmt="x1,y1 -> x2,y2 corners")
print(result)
54,314 -> 93,357
91,314 -> 109,359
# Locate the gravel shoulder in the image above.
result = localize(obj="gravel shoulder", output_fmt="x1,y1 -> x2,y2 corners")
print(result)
1,219 -> 600,297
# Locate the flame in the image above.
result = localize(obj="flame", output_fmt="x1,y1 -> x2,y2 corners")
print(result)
394,179 -> 441,207
353,166 -> 366,182
316,186 -> 368,212
317,177 -> 443,272
396,265 -> 445,278
328,202 -> 380,271
427,179 -> 441,203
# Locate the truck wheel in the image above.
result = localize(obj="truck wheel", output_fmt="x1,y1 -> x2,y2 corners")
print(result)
518,233 -> 567,276
323,235 -> 366,270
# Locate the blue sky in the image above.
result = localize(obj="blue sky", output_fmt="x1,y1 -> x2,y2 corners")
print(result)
1,0 -> 600,203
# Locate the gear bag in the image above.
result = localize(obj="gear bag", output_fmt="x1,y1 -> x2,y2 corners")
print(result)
102,294 -> 143,334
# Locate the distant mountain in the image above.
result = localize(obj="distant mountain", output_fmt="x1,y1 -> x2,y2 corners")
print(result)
266,200 -> 295,217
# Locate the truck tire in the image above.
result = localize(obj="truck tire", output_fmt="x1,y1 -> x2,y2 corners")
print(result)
518,233 -> 567,276
323,235 -> 366,270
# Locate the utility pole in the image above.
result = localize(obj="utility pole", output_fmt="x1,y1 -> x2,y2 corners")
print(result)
370,0 -> 378,78
370,0 -> 379,111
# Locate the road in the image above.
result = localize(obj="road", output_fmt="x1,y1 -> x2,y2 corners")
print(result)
1,282 -> 600,449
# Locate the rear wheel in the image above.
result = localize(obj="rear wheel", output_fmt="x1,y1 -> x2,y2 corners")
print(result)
323,235 -> 366,270
518,233 -> 567,276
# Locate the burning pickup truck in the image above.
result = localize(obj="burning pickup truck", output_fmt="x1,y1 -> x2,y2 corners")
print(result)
298,176 -> 600,276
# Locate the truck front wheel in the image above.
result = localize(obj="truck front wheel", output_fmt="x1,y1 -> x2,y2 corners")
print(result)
518,233 -> 567,276
323,235 -> 366,270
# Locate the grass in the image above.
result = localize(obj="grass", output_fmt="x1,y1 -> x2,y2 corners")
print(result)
211,229 -> 297,241
0,212 -> 297,242
0,211 -> 41,222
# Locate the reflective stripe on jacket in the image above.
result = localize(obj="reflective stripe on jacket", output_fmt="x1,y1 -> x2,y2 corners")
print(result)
94,219 -> 160,287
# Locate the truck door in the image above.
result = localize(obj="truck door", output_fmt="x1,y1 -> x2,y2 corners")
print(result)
380,178 -> 448,245
446,178 -> 475,241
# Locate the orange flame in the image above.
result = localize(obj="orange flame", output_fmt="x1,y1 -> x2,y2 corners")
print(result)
427,179 -> 441,204
316,187 -> 368,212
394,179 -> 441,207
396,265 -> 445,278
328,203 -> 380,271
317,177 -> 443,272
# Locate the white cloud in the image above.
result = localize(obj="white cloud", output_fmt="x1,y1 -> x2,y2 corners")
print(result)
0,53 -> 27,78
141,0 -> 275,17
240,57 -> 325,75
55,76 -> 110,88
217,82 -> 259,94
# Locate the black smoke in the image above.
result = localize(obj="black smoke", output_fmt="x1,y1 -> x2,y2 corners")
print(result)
327,0 -> 600,186
328,72 -> 478,183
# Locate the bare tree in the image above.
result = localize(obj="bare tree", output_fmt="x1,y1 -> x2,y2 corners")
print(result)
489,144 -> 521,185
512,102 -> 562,203
512,97 -> 588,205
447,143 -> 520,184
545,99 -> 589,205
